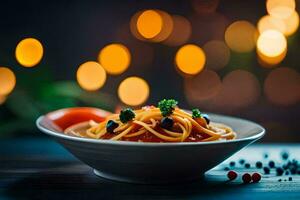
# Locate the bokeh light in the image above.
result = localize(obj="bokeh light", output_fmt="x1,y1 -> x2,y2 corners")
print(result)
15,38 -> 43,67
203,40 -> 230,70
175,44 -> 206,75
257,30 -> 287,66
185,69 -> 222,104
0,96 -> 6,105
76,61 -> 106,91
264,67 -> 300,106
98,43 -> 131,75
266,0 -> 296,19
130,11 -> 145,41
136,10 -> 163,39
152,10 -> 174,42
118,76 -> 150,106
163,15 -> 192,46
212,70 -> 261,112
0,67 -> 16,96
191,0 -> 219,14
225,20 -> 257,53
258,12 -> 299,36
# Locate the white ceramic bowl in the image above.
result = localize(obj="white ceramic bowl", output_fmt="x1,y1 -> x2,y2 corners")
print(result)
36,107 -> 265,184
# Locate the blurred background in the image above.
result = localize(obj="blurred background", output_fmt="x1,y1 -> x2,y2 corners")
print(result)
0,0 -> 299,142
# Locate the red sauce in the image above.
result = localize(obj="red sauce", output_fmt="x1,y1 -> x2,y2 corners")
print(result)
46,107 -> 110,131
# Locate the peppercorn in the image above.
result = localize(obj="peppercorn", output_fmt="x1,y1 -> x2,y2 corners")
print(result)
242,173 -> 252,183
106,120 -> 119,133
251,173 -> 261,183
160,117 -> 174,130
245,163 -> 250,169
224,167 -> 230,171
281,151 -> 289,160
227,170 -> 238,180
285,171 -> 290,175
263,153 -> 269,159
256,161 -> 263,168
278,179 -> 282,182
288,177 -> 293,181
239,159 -> 245,165
269,161 -> 275,168
202,114 -> 210,124
263,167 -> 270,174
229,161 -> 235,167
276,167 -> 284,176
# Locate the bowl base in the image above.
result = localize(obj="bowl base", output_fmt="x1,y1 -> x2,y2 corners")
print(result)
93,169 -> 204,184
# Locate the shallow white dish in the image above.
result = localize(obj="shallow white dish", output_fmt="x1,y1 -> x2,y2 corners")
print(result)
36,107 -> 265,184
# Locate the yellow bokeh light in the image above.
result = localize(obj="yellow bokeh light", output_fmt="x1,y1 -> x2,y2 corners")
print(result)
98,43 -> 131,75
175,44 -> 206,75
15,38 -> 43,67
225,20 -> 257,53
258,15 -> 286,34
76,61 -> 106,91
266,0 -> 295,19
257,30 -> 287,58
137,10 -> 163,39
0,67 -> 16,96
258,12 -> 299,36
118,77 -> 150,106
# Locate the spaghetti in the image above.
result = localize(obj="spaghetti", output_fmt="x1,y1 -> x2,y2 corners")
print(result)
66,99 -> 236,143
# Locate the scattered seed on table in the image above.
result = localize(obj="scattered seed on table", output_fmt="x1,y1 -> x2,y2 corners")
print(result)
251,173 -> 261,183
229,161 -> 235,167
263,153 -> 269,159
245,163 -> 250,168
256,161 -> 263,168
278,179 -> 282,182
224,167 -> 230,171
263,167 -> 270,174
289,177 -> 292,181
242,173 -> 252,183
276,167 -> 284,176
269,161 -> 275,168
227,170 -> 238,180
281,151 -> 289,160
285,171 -> 289,175
239,159 -> 245,165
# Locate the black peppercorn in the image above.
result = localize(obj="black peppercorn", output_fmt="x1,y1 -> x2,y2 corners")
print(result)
160,117 -> 174,130
276,167 -> 284,176
263,167 -> 270,174
269,161 -> 275,168
229,161 -> 235,167
106,120 -> 119,133
256,161 -> 263,168
245,163 -> 250,169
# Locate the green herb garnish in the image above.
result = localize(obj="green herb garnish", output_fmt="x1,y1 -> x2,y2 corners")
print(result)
119,108 -> 135,123
192,108 -> 202,118
158,99 -> 178,117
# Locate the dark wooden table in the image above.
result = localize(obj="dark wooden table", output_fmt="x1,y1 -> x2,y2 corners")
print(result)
0,138 -> 299,200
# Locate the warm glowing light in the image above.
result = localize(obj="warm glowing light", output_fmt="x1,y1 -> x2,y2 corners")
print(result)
130,11 -> 145,41
98,44 -> 131,75
266,0 -> 296,19
225,20 -> 257,53
175,44 -> 206,75
76,61 -> 106,91
0,67 -> 16,96
283,11 -> 299,36
185,69 -> 221,104
0,96 -> 6,105
152,10 -> 174,42
258,12 -> 299,36
15,38 -> 43,67
137,10 -> 163,39
257,30 -> 287,66
203,40 -> 230,70
163,15 -> 191,46
118,77 -> 150,106
264,67 -> 300,106
258,15 -> 286,34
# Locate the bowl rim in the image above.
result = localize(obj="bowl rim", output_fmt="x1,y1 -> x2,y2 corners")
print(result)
36,111 -> 265,147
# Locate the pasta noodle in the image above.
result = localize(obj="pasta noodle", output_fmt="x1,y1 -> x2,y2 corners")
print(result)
67,104 -> 237,143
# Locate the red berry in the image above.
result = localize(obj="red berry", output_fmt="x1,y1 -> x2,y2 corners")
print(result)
252,172 -> 261,182
242,173 -> 252,183
227,170 -> 238,180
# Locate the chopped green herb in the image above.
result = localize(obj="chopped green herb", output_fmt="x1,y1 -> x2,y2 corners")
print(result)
158,99 -> 178,117
119,108 -> 135,123
192,108 -> 202,118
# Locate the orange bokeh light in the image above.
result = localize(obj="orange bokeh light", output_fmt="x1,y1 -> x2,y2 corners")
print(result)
175,44 -> 206,75
0,67 -> 16,96
118,77 -> 150,106
266,0 -> 295,19
15,38 -> 43,67
98,43 -> 131,75
136,10 -> 163,39
76,61 -> 106,91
